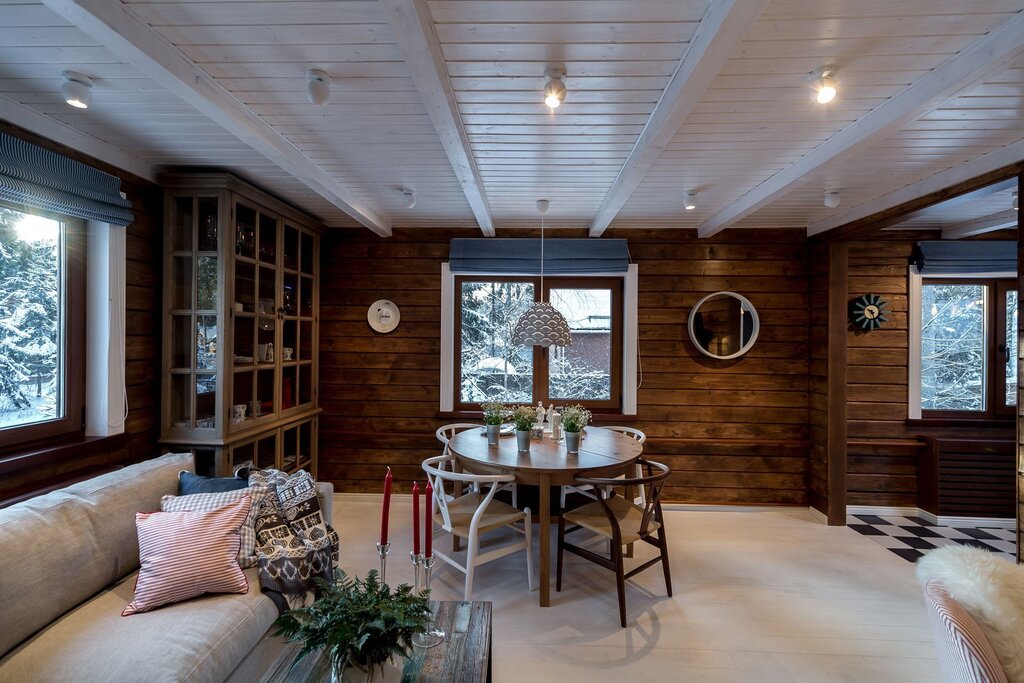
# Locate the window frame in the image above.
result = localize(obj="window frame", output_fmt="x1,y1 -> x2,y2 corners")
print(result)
450,273 -> 626,413
0,200 -> 85,451
910,269 -> 1017,420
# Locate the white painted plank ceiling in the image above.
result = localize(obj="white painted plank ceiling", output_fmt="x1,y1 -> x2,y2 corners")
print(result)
0,0 -> 1021,234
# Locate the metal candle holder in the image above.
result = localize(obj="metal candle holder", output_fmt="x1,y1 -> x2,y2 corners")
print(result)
412,553 -> 445,648
376,541 -> 391,585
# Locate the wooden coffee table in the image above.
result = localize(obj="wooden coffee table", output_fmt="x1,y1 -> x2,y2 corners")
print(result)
260,601 -> 491,682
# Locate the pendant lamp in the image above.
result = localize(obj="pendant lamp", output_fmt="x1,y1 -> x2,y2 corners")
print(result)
512,200 -> 573,348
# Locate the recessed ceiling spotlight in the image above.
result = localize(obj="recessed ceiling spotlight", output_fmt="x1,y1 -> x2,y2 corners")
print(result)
400,188 -> 416,209
61,70 -> 93,109
306,69 -> 331,106
684,191 -> 697,211
824,189 -> 841,208
809,65 -> 838,104
543,69 -> 566,109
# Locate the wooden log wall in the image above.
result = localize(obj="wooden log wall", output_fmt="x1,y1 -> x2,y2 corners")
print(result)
844,232 -> 1014,513
0,122 -> 163,503
319,227 -> 810,505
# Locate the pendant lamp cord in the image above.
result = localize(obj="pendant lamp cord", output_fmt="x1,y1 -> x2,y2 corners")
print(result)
539,214 -> 545,302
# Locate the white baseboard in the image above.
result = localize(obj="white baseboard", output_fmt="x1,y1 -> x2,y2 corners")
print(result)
847,505 -> 1014,530
807,506 -> 827,525
936,516 -> 1015,530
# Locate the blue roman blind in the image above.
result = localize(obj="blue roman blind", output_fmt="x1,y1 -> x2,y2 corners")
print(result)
0,131 -> 134,225
449,238 -> 629,274
912,240 -> 1017,274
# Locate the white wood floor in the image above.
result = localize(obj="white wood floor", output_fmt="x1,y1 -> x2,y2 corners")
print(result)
334,497 -> 940,682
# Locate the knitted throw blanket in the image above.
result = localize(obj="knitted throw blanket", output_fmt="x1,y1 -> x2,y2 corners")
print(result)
248,469 -> 340,612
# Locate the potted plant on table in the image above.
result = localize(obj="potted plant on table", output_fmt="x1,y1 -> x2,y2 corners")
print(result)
479,401 -> 507,446
560,404 -> 592,455
510,405 -> 537,452
274,570 -> 430,683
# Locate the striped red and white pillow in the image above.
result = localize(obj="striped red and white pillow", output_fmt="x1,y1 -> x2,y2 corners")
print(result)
122,496 -> 252,616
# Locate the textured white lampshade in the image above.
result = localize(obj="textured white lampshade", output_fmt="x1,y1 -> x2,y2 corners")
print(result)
512,302 -> 573,348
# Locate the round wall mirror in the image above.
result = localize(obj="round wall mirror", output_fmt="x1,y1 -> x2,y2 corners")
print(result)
688,291 -> 760,360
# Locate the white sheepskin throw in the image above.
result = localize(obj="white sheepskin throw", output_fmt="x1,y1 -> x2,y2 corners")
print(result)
918,546 -> 1024,682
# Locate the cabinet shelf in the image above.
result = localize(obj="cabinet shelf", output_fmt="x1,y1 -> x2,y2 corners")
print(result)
160,172 -> 321,478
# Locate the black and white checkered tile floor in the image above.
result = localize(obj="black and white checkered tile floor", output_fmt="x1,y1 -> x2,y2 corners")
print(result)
847,514 -> 1016,563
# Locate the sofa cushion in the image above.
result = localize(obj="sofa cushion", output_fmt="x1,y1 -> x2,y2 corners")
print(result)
162,485 -> 269,567
0,452 -> 194,658
0,567 -> 276,683
178,471 -> 249,496
124,497 -> 252,616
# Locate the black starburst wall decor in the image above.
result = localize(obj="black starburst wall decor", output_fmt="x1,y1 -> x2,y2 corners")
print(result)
849,294 -> 890,331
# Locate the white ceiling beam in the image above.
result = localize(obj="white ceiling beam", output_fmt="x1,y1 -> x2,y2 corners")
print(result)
808,138 -> 1024,236
699,10 -> 1024,238
588,0 -> 769,237
41,0 -> 391,236
0,95 -> 157,183
941,209 -> 1018,239
379,0 -> 494,237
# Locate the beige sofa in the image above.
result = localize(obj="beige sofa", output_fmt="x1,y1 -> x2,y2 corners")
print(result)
0,452 -> 334,683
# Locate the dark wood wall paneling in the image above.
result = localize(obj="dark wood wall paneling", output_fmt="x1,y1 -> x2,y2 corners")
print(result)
844,232 -> 1014,514
319,227 -> 810,505
0,122 -> 162,502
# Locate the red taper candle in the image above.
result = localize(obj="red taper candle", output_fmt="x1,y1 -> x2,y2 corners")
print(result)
379,467 -> 393,546
424,479 -> 433,558
412,481 -> 421,556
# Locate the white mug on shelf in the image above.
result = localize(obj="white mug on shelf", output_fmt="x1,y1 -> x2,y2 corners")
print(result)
232,404 -> 246,420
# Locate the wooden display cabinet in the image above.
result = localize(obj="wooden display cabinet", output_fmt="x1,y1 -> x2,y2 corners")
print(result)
159,173 -> 321,476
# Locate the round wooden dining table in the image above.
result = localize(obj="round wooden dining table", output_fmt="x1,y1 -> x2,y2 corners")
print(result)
446,426 -> 644,607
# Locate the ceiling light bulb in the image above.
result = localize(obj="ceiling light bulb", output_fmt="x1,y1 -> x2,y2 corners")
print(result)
684,191 -> 697,211
61,71 -> 92,109
824,189 -> 841,208
306,69 -> 331,106
543,70 -> 566,109
810,66 -> 837,104
536,198 -> 550,214
401,188 -> 416,209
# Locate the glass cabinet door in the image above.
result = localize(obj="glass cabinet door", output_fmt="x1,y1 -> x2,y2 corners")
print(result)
168,195 -> 219,431
285,226 -> 316,412
231,200 -> 279,430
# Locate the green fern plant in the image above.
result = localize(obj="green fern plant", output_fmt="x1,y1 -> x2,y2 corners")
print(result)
274,570 -> 430,679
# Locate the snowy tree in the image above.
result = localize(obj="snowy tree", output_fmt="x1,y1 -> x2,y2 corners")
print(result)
0,206 -> 60,423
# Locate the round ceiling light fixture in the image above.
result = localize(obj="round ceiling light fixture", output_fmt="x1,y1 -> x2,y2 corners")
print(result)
810,65 -> 838,104
684,190 -> 697,211
824,189 -> 841,208
61,71 -> 93,109
543,69 -> 566,109
306,69 -> 331,106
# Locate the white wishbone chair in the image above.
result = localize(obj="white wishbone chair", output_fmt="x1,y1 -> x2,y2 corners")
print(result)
436,423 -> 517,507
560,426 -> 647,509
422,454 -> 535,600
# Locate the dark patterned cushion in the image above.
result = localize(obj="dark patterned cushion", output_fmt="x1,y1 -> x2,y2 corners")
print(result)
177,471 -> 249,496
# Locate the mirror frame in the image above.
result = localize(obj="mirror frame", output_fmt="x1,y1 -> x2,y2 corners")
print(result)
687,291 -> 760,360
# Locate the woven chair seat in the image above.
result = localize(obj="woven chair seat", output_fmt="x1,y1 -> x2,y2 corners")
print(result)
563,495 -> 660,544
436,492 -> 525,537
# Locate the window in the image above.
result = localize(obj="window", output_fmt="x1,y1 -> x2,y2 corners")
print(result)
916,278 -> 1016,418
454,276 -> 622,410
0,202 -> 84,448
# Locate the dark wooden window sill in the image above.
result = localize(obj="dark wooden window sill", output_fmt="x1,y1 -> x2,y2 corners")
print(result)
906,417 -> 1014,429
0,432 -> 127,476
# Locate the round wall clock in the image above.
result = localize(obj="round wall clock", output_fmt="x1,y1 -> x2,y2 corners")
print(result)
367,299 -> 400,333
849,294 -> 890,331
